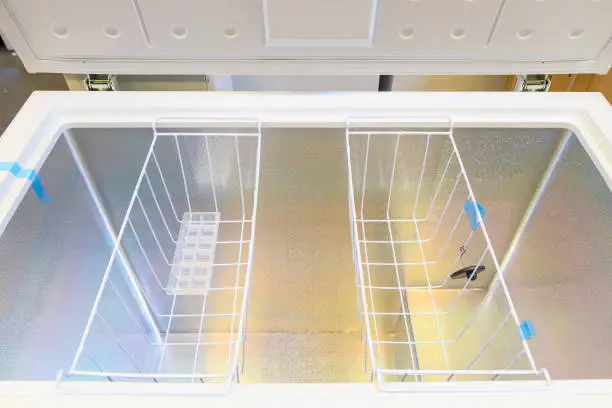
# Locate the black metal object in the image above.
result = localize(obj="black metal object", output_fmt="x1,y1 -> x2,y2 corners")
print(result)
378,75 -> 394,92
451,265 -> 486,281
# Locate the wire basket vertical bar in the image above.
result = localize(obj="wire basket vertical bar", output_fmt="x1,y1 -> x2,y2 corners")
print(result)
228,121 -> 262,390
346,125 -> 378,382
386,133 -> 419,376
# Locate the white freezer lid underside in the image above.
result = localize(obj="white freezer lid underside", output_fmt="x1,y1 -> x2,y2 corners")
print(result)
1,0 -> 612,75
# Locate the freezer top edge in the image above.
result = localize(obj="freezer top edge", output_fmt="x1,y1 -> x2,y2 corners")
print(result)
1,381 -> 612,405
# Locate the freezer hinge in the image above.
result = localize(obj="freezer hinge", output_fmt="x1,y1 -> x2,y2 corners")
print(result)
515,74 -> 551,92
84,74 -> 118,91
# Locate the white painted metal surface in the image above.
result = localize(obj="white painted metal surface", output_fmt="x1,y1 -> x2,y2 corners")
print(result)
1,381 -> 612,406
0,0 -> 611,74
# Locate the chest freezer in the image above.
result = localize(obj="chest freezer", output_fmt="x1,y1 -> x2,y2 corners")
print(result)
0,92 -> 611,408
2,0 -> 612,406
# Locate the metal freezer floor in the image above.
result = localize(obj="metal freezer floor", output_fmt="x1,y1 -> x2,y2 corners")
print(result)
245,128 -> 366,382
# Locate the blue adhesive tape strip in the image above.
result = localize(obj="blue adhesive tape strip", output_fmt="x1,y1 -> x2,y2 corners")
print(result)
463,200 -> 487,231
0,162 -> 50,203
0,162 -> 22,176
519,320 -> 536,341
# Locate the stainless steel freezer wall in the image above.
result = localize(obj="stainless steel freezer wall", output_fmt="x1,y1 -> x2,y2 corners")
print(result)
503,136 -> 612,380
0,129 -> 151,380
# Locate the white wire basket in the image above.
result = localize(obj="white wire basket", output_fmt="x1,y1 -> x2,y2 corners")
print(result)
346,119 -> 549,391
63,118 -> 261,394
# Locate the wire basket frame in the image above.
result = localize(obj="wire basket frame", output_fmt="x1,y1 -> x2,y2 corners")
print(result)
64,118 -> 261,394
346,120 -> 549,391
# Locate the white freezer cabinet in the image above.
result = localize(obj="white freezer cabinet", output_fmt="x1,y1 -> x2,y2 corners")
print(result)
0,92 -> 611,405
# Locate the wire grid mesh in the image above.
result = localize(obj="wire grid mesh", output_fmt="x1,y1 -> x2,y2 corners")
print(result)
65,118 -> 261,393
346,120 -> 548,390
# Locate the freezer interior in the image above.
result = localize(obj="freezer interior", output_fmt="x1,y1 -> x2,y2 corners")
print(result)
0,124 -> 611,390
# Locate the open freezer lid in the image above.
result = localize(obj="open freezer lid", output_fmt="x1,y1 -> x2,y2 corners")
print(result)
1,0 -> 612,75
